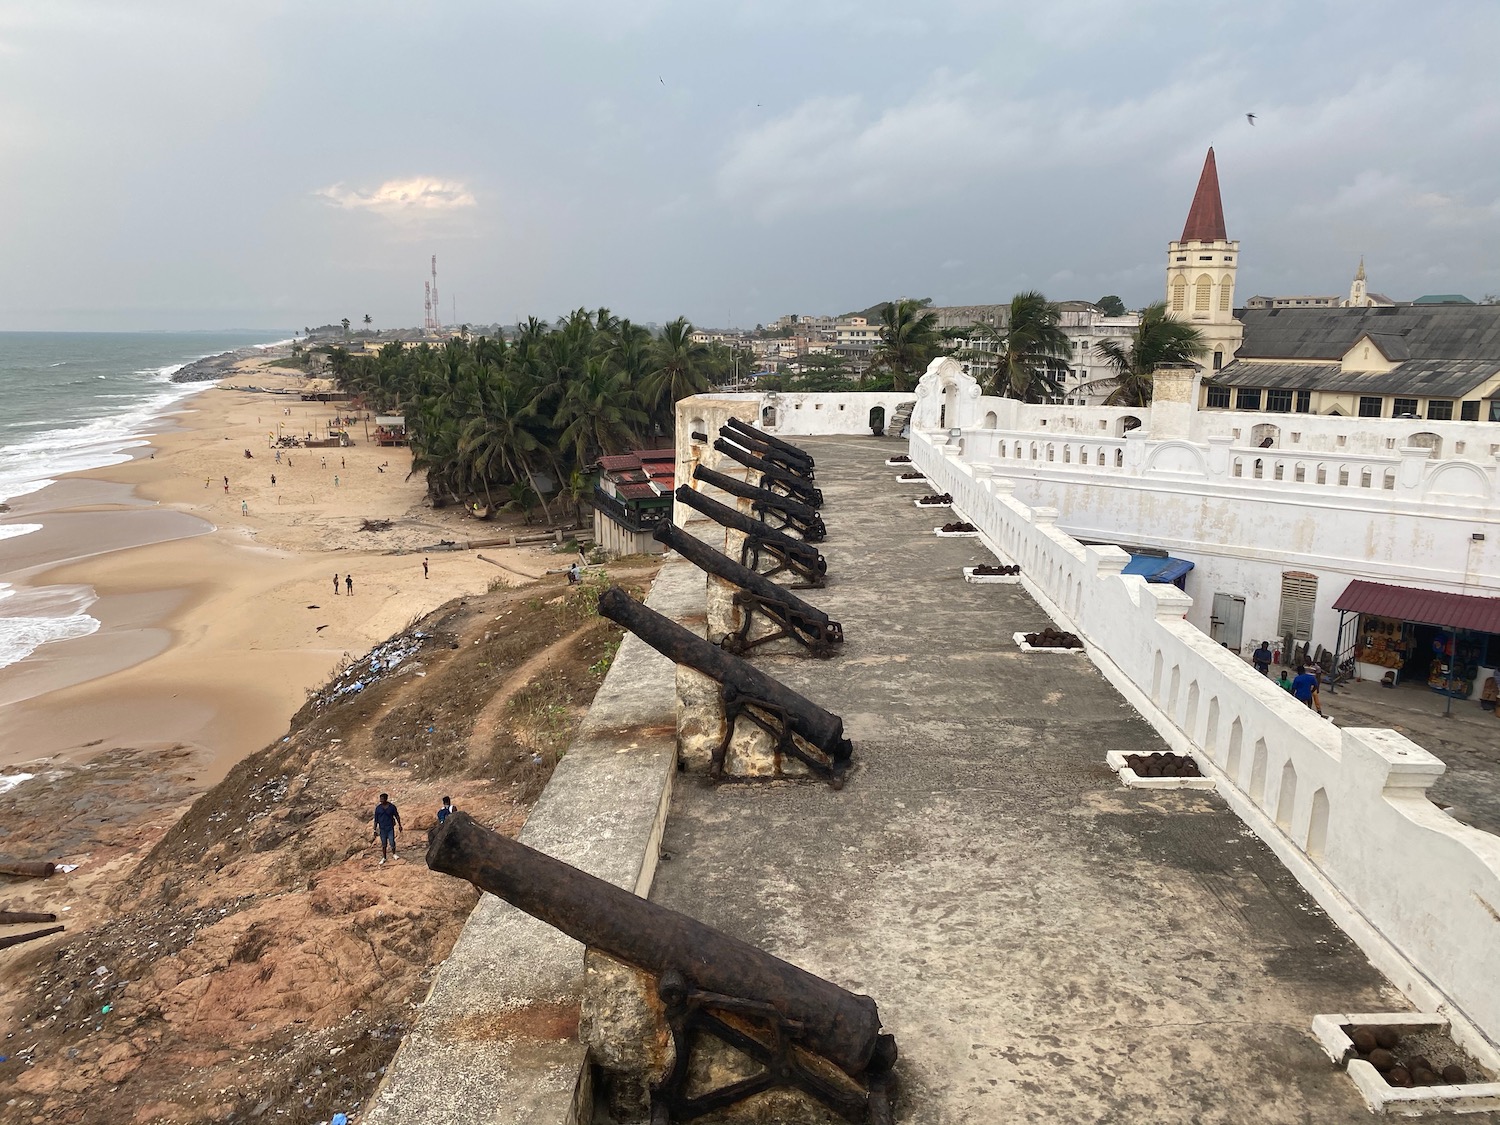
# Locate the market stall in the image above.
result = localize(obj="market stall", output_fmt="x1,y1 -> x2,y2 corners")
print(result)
1332,579 -> 1500,708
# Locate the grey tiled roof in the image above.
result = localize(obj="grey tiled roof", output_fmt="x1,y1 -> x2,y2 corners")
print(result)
1212,358 -> 1499,397
1236,304 -> 1500,361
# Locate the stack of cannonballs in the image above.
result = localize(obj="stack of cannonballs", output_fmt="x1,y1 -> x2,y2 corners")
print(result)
1123,751 -> 1200,778
973,564 -> 1021,576
890,454 -> 912,463
917,493 -> 953,505
940,520 -> 976,533
898,471 -> 926,481
1347,1025 -> 1473,1087
1023,627 -> 1083,649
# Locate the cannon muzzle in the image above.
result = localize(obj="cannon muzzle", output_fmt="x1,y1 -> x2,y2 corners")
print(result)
714,439 -> 824,508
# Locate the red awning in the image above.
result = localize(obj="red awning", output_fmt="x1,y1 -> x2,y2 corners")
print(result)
1334,579 -> 1500,634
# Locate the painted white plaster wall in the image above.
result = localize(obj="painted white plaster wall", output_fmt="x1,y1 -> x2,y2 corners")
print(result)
909,423 -> 1500,1055
917,363 -> 1500,653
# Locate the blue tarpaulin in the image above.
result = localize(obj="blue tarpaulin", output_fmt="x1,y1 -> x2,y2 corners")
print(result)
1122,554 -> 1196,584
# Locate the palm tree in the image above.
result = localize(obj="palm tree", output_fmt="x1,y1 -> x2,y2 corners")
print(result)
641,318 -> 710,432
1091,302 -> 1207,407
869,299 -> 942,391
363,314 -> 372,330
990,291 -> 1069,402
557,358 -> 649,466
341,317 -> 351,338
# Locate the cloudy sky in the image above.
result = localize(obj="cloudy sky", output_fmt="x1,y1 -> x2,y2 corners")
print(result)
1,0 -> 1497,331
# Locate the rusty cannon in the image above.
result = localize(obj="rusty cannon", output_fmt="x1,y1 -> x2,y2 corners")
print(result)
674,486 -> 827,588
724,416 -> 815,471
714,438 -> 824,508
693,466 -> 826,543
426,811 -> 898,1124
598,586 -> 852,785
653,522 -> 843,657
717,423 -> 815,478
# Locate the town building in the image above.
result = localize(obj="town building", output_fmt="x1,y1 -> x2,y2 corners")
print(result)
589,450 -> 675,556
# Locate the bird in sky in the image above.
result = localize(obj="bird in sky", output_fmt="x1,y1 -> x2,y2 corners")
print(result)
659,76 -> 664,85
1246,112 -> 1257,125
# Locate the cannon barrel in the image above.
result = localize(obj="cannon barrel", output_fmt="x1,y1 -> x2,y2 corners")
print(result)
724,417 -> 814,466
692,467 -> 827,542
713,440 -> 824,508
717,425 -> 814,476
673,487 -> 827,577
598,587 -> 849,756
426,809 -> 882,1075
652,523 -> 841,647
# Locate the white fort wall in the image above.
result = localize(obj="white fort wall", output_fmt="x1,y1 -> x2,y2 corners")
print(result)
898,365 -> 1500,1057
913,372 -> 1500,651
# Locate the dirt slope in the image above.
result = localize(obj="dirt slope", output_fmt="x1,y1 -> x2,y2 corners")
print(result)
0,565 -> 655,1124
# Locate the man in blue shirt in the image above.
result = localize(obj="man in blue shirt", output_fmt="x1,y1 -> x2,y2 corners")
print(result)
1290,666 -> 1322,715
437,795 -> 455,824
372,793 -> 403,863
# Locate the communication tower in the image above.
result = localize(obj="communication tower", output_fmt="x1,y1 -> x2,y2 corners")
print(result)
430,255 -> 441,331
424,282 -> 434,333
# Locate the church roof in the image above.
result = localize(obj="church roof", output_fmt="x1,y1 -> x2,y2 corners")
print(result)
1236,304 -> 1500,362
1180,148 -> 1228,242
1210,358 -> 1499,397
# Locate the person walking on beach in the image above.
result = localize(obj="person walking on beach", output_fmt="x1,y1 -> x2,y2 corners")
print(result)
345,574 -> 353,596
341,456 -> 346,469
204,477 -> 210,489
334,474 -> 339,488
270,473 -> 276,486
423,557 -> 429,580
372,793 -> 403,863
241,499 -> 248,516
334,573 -> 340,596
437,795 -> 455,824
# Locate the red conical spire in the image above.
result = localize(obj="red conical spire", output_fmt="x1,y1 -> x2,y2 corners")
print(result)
1180,147 -> 1227,243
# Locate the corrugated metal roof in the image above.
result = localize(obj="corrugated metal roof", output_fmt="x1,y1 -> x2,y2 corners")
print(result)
1211,359 -> 1498,397
1237,305 -> 1500,362
1333,579 -> 1500,633
596,454 -> 643,471
616,482 -> 660,501
1122,554 -> 1196,583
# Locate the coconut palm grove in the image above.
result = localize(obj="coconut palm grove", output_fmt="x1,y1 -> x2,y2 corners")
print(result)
324,296 -> 1202,520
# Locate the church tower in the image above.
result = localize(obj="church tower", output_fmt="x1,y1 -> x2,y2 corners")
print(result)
1347,257 -> 1369,307
1166,147 -> 1243,371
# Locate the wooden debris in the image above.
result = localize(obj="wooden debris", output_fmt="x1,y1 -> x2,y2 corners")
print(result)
0,909 -> 58,924
0,859 -> 56,878
0,924 -> 64,950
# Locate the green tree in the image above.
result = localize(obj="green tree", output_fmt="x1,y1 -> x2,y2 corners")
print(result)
990,291 -> 1069,402
341,317 -> 351,338
869,299 -> 942,391
1096,295 -> 1127,317
363,313 -> 373,330
641,317 -> 710,432
1091,301 -> 1207,407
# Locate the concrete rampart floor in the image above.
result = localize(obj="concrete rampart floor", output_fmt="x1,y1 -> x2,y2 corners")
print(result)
648,436 -> 1481,1124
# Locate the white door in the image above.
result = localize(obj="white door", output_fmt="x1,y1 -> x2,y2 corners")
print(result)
1210,593 -> 1245,649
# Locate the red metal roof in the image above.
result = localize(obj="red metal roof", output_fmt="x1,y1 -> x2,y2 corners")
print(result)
1334,579 -> 1500,634
616,482 -> 659,501
1181,147 -> 1228,243
597,454 -> 643,472
639,450 -> 675,462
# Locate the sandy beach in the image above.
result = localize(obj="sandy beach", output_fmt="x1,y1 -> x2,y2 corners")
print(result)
0,360 -> 565,784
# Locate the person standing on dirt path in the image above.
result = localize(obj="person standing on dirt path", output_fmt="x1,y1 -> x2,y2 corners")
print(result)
423,557 -> 429,580
334,573 -> 340,596
372,793 -> 403,863
345,574 -> 353,596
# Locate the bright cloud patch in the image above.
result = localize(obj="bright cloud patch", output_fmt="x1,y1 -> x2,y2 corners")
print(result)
317,178 -> 476,213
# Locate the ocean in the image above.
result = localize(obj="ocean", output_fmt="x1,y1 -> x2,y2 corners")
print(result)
0,330 -> 290,669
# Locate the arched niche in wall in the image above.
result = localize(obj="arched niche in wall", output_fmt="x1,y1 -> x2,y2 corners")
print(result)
1143,441 -> 1208,477
1424,460 -> 1491,502
1117,415 -> 1143,437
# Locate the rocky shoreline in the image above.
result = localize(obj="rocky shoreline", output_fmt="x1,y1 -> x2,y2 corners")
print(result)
170,347 -> 272,383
